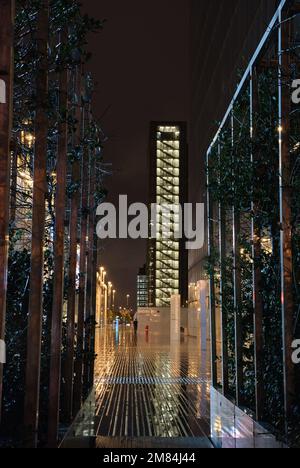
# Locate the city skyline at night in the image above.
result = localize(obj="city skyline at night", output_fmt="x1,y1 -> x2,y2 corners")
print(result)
1,0 -> 300,451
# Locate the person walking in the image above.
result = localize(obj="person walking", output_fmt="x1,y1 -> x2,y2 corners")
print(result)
133,312 -> 138,334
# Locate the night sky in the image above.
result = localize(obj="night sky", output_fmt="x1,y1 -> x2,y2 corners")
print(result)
81,0 -> 190,310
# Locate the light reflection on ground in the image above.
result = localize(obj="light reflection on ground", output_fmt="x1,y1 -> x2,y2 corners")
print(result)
94,325 -> 211,440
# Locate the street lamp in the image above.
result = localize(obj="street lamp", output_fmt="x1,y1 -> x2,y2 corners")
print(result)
98,267 -> 108,327
126,294 -> 130,309
112,289 -> 116,311
108,282 -> 113,310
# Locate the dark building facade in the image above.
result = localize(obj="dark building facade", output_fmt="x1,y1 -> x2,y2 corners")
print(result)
148,122 -> 188,307
188,0 -> 280,285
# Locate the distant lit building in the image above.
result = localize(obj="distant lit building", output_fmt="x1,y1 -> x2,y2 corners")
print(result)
12,122 -> 34,251
148,122 -> 188,307
137,265 -> 148,308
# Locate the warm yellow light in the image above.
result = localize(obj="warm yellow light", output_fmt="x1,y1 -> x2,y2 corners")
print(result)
261,236 -> 273,254
214,416 -> 222,434
292,142 -> 300,153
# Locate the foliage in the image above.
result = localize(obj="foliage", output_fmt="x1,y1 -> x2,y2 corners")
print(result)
1,0 -> 107,447
206,68 -> 288,435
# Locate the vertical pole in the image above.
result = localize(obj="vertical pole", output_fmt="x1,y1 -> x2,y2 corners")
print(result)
47,29 -> 68,447
63,67 -> 82,422
104,285 -> 108,328
278,7 -> 295,435
207,149 -> 218,388
112,290 -> 116,312
73,97 -> 90,414
232,110 -> 243,407
84,147 -> 96,392
108,284 -> 112,311
0,0 -> 14,418
250,67 -> 264,421
24,1 -> 49,447
10,147 -> 17,224
218,143 -> 229,396
97,271 -> 102,325
88,240 -> 98,389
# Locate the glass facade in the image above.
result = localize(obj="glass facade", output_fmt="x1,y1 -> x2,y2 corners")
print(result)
206,0 -> 300,442
137,266 -> 148,308
148,123 -> 188,308
156,126 -> 180,307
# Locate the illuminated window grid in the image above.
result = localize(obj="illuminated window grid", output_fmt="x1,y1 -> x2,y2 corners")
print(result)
137,274 -> 148,308
155,126 -> 181,307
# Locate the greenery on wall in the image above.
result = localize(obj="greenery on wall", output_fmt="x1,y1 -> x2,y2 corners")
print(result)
206,67 -> 290,436
1,0 -> 107,447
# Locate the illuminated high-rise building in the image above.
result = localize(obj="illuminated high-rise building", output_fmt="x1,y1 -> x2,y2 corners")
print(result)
148,122 -> 188,308
137,265 -> 148,308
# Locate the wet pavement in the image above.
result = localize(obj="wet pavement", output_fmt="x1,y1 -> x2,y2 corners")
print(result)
61,324 -> 285,449
93,325 -> 212,447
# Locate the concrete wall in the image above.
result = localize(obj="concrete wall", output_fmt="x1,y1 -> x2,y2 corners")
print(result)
137,307 -> 189,336
187,308 -> 200,339
187,280 -> 210,352
137,308 -> 170,336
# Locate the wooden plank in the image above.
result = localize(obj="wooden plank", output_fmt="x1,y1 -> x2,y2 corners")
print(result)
0,0 -> 14,418
91,328 -> 211,441
24,1 -> 49,447
47,28 -> 69,447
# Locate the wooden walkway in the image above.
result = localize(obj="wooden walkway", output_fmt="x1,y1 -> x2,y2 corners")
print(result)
94,327 -> 211,442
61,326 -> 212,448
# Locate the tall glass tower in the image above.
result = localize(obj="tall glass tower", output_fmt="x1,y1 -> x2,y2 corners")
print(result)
137,265 -> 148,308
148,122 -> 188,308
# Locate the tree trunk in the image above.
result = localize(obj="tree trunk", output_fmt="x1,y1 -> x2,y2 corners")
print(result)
63,67 -> 82,422
47,28 -> 69,448
73,100 -> 90,414
23,1 -> 49,448
84,146 -> 96,393
0,0 -> 14,420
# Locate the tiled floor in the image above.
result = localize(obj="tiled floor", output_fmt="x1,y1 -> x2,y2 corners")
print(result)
93,326 -> 212,446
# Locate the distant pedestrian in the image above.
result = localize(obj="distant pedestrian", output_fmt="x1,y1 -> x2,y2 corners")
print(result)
133,312 -> 138,333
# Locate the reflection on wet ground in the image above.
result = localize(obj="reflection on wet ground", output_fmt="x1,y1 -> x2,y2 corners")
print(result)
93,325 -> 212,446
